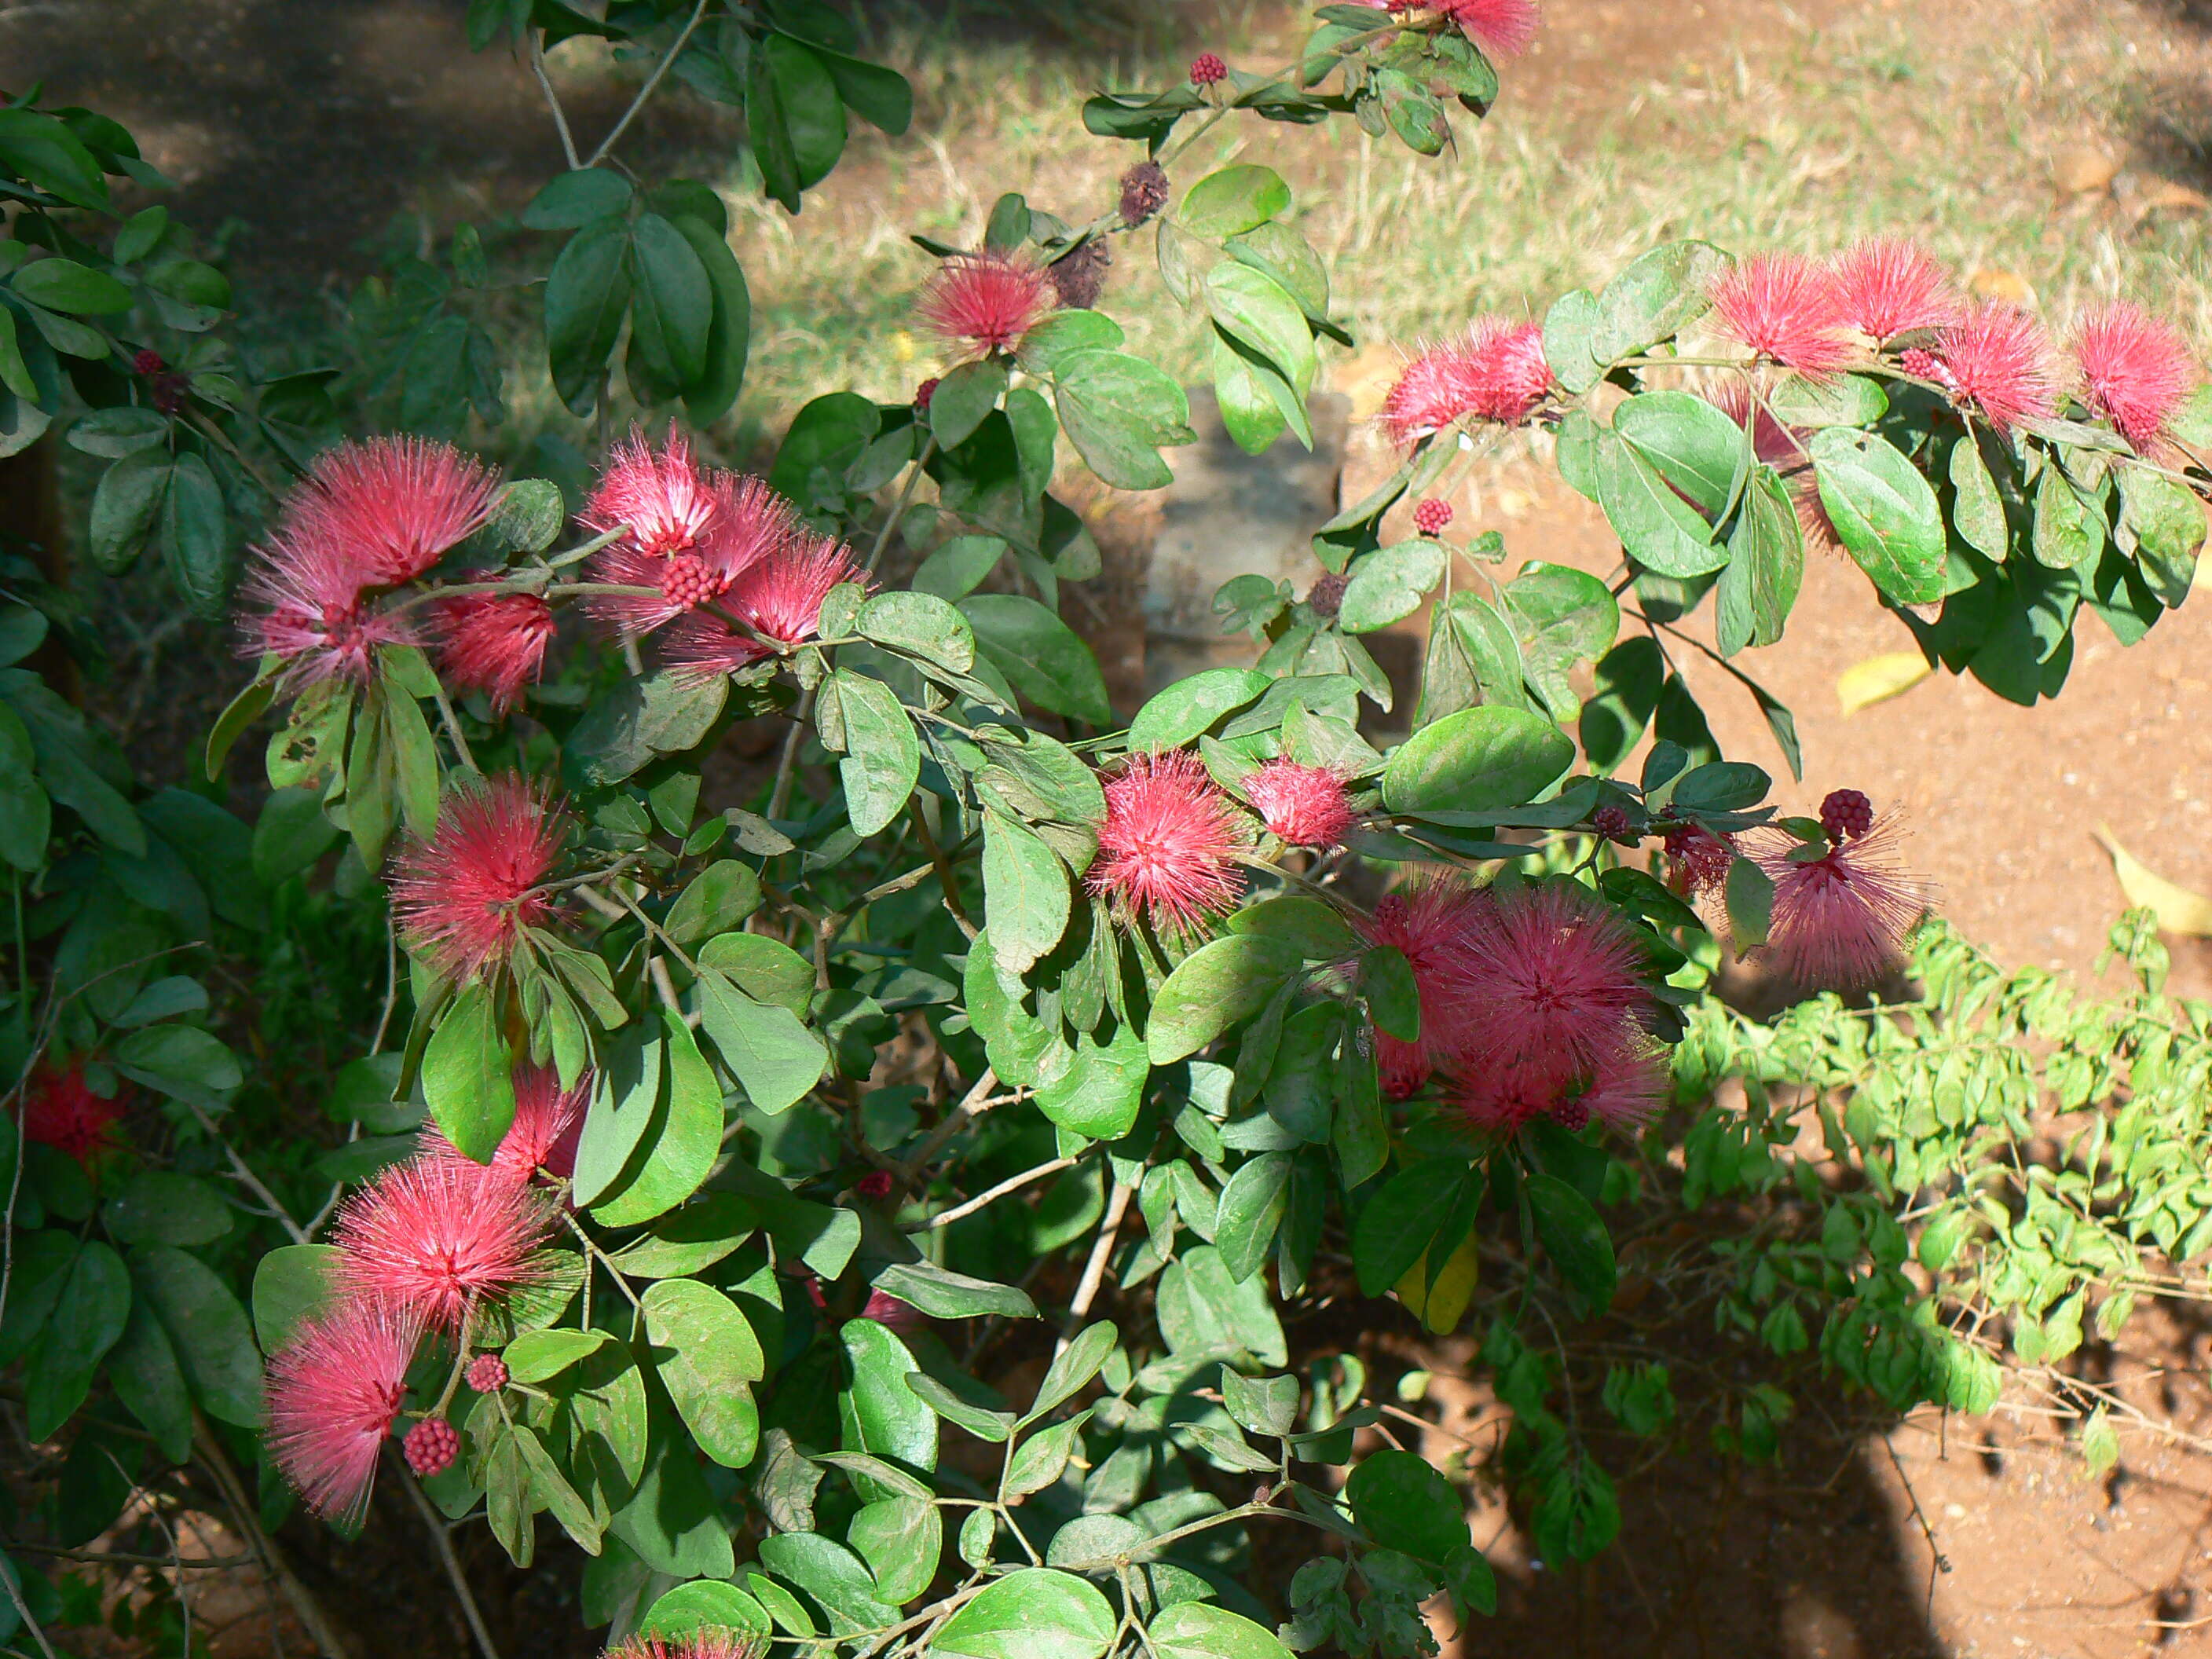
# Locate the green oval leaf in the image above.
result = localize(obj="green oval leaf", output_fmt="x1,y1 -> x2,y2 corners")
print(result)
1808,427 -> 1945,604
1382,705 -> 1573,817
930,1568 -> 1115,1659
1146,936 -> 1302,1064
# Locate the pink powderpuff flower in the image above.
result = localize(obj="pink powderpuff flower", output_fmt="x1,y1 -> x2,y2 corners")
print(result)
1709,411 -> 1818,544
1463,318 -> 1555,423
420,1064 -> 589,1188
1829,239 -> 1962,342
238,518 -> 420,690
1708,383 -> 1840,548
265,1297 -> 424,1525
586,474 -> 800,643
283,437 -> 499,588
1752,808 -> 1930,989
662,533 -> 870,677
584,428 -> 721,559
331,1154 -> 557,1332
917,251 -> 1057,356
2074,302 -> 2197,452
389,775 -> 566,979
860,1290 -> 928,1331
1357,877 -> 1492,1099
1380,342 -> 1482,445
1243,758 -> 1356,848
603,1632 -> 770,1659
1707,254 -> 1854,376
1909,304 -> 2058,434
1439,0 -> 1541,60
1450,1029 -> 1664,1135
430,587 -> 554,714
1451,880 -> 1652,1075
1086,751 -> 1248,936
1661,820 -> 1737,899
20,1065 -> 123,1164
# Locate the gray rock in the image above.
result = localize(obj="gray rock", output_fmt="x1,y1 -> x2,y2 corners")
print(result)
1143,387 -> 1349,696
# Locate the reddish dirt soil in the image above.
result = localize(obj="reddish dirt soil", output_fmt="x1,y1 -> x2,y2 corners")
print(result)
15,0 -> 2212,1654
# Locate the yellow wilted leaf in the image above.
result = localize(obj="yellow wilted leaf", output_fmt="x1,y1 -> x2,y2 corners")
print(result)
2093,826 -> 2212,936
1393,1229 -> 1481,1335
1836,651 -> 1932,716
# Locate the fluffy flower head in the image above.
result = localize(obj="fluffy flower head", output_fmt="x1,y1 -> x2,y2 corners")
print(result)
284,437 -> 498,588
1452,879 -> 1652,1074
421,1064 -> 589,1188
266,1298 -> 423,1525
1380,343 -> 1481,445
602,1632 -> 769,1659
1661,820 -> 1736,899
1450,1027 -> 1664,1135
1381,320 -> 1553,445
584,428 -> 720,558
1086,751 -> 1247,936
432,588 -> 553,713
238,521 -> 419,690
2075,302 -> 2197,451
1752,808 -> 1929,988
1708,254 -> 1853,375
331,1154 -> 556,1331
1439,0 -> 1541,59
1917,304 -> 2058,434
917,251 -> 1056,355
1244,758 -> 1356,848
585,473 -> 800,644
21,1065 -> 123,1163
1357,877 -> 1492,1098
1829,239 -> 1961,342
389,775 -> 566,980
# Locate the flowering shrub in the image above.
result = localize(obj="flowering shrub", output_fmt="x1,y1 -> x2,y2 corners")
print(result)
5,2 -> 2212,1655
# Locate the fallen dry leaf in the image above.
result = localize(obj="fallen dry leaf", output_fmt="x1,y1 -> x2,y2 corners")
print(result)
2139,180 -> 2210,215
1837,651 -> 1932,715
1969,268 -> 2037,305
2093,826 -> 2212,936
2053,145 -> 2121,196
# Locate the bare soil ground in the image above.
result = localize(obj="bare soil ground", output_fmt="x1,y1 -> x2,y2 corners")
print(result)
16,0 -> 2212,1654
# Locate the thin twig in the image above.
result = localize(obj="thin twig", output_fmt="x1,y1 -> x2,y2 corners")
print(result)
585,0 -> 711,167
400,1467 -> 503,1659
2,1541 -> 254,1569
904,1155 -> 1079,1232
896,1068 -> 1002,1182
1063,1177 -> 1135,1338
180,1094 -> 309,1245
529,31 -> 581,170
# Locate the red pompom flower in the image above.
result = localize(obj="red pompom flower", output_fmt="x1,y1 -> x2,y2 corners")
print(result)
2074,302 -> 2197,452
586,473 -> 800,643
1357,877 -> 1491,1099
1661,820 -> 1737,899
1438,0 -> 1541,60
331,1154 -> 557,1332
20,1065 -> 124,1163
917,251 -> 1057,356
1908,304 -> 2058,434
1451,1027 -> 1666,1135
389,775 -> 566,980
1452,880 -> 1654,1078
1381,342 -> 1481,445
603,1631 -> 770,1659
1752,804 -> 1930,988
663,533 -> 868,676
284,437 -> 499,588
1243,758 -> 1356,848
584,428 -> 723,559
1086,751 -> 1247,936
1380,319 -> 1552,445
1829,239 -> 1961,343
431,587 -> 553,713
266,1298 -> 424,1525
1708,254 -> 1853,376
422,1064 -> 589,1188
238,519 -> 419,690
